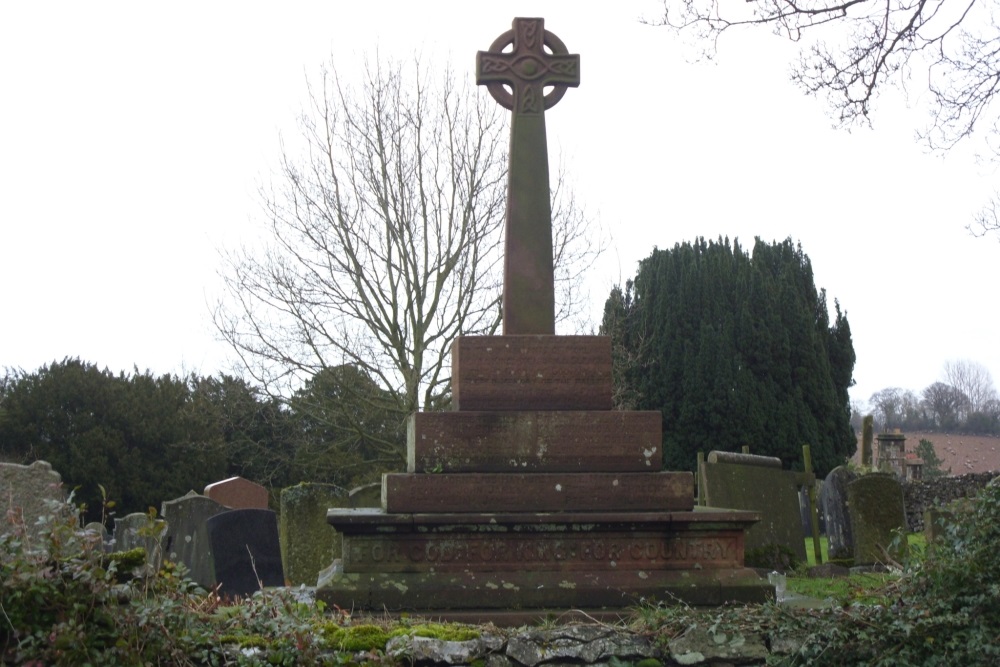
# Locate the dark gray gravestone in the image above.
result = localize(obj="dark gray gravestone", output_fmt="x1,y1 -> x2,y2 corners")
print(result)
847,474 -> 908,566
161,491 -> 228,589
821,466 -> 858,561
701,452 -> 807,564
205,508 -> 284,597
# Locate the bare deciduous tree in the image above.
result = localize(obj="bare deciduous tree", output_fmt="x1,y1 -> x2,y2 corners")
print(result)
214,57 -> 602,470
943,359 -> 999,414
649,0 -> 1000,236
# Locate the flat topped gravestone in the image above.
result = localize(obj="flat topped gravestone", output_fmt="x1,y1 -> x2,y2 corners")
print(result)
477,17 -> 579,335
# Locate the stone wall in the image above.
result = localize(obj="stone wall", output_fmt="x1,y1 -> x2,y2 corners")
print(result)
902,471 -> 998,532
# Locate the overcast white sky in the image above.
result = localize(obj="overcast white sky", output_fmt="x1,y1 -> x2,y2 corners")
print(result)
2,1 -> 998,408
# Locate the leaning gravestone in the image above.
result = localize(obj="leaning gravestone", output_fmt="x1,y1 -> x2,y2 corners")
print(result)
701,451 -> 807,565
161,491 -> 228,589
0,460 -> 66,540
822,466 -> 858,561
279,483 -> 349,586
847,474 -> 908,566
205,508 -> 284,598
113,512 -> 166,574
204,476 -> 269,510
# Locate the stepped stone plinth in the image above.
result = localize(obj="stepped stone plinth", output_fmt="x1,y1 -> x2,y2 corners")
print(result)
318,18 -> 770,618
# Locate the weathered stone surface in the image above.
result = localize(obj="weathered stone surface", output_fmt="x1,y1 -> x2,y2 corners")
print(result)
204,476 -> 269,510
317,566 -> 770,611
902,471 -> 996,532
279,483 -> 349,586
408,411 -> 662,473
321,507 -> 768,610
83,521 -> 113,553
385,635 -> 504,665
700,461 -> 806,564
0,460 -> 66,539
113,512 -> 166,574
923,506 -> 956,543
707,451 -> 782,469
668,626 -> 768,665
348,483 -> 382,508
205,508 -> 284,597
383,472 -> 694,513
505,625 -> 657,667
477,18 -> 579,336
451,336 -> 612,411
821,466 -> 858,561
342,531 -> 747,573
161,491 -> 228,589
847,474 -> 908,565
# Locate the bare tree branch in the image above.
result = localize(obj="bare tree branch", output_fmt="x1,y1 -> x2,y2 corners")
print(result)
213,55 -> 603,471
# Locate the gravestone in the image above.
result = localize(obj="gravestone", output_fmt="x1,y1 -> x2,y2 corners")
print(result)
279,483 -> 349,586
348,483 -> 382,508
83,521 -> 114,553
113,512 -> 166,574
204,476 -> 269,510
821,466 -> 858,561
847,474 -> 908,565
205,508 -> 284,598
319,18 -> 770,616
0,460 -> 66,540
701,451 -> 807,565
160,491 -> 228,589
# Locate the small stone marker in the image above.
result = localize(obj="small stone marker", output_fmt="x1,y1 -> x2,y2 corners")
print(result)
205,508 -> 284,597
477,17 -> 579,335
0,460 -> 66,539
279,483 -> 348,586
113,512 -> 166,574
821,466 -> 858,561
847,474 -> 908,565
161,491 -> 228,589
701,452 -> 807,564
204,476 -> 269,510
83,521 -> 113,553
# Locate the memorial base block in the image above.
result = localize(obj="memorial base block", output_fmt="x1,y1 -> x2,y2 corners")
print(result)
318,508 -> 772,612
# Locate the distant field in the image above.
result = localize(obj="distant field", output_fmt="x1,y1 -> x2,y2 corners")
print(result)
854,431 -> 1000,476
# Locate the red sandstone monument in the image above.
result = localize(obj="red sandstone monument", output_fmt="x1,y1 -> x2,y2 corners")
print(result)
317,18 -> 770,619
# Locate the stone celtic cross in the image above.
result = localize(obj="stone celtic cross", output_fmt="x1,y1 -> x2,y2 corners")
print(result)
477,18 -> 580,335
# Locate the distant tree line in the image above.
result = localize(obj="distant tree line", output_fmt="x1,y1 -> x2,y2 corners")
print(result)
601,237 -> 856,478
863,361 -> 1000,435
0,359 -> 404,522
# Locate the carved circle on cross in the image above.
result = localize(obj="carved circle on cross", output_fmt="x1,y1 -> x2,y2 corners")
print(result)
482,28 -> 572,111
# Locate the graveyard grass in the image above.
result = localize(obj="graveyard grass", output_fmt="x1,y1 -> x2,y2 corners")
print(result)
4,487 -> 1000,665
